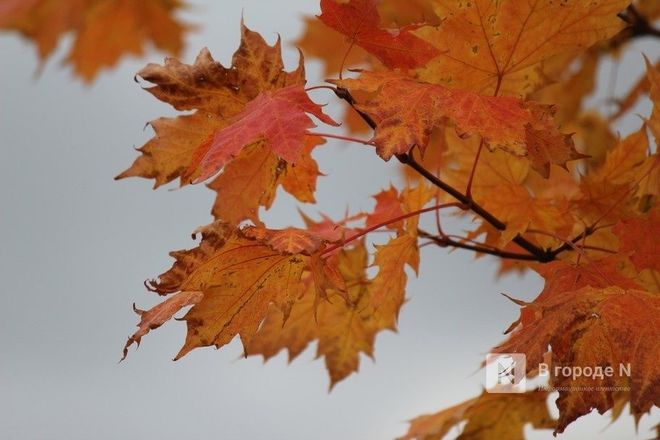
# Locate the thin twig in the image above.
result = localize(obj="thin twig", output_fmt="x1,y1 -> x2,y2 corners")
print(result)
320,202 -> 464,257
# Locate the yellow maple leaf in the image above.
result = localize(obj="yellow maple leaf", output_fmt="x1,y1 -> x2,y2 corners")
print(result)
416,0 -> 629,96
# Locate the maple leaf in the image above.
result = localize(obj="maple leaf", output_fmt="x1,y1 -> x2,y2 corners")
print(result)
614,211 -> 660,273
366,183 -> 432,327
0,0 -> 188,82
332,72 -> 582,176
494,286 -> 660,432
415,0 -> 629,96
524,102 -> 588,178
117,23 -> 333,225
174,242 -> 305,359
122,221 -> 346,359
187,85 -> 338,182
117,24 -> 304,188
400,390 -> 556,440
368,234 -> 418,328
317,0 -> 439,70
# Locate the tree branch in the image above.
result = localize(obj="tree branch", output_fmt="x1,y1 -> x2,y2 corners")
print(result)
331,86 -> 601,263
398,153 -> 554,261
418,230 -> 541,261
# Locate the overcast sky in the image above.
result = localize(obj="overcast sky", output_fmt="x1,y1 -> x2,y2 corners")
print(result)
0,1 -> 658,439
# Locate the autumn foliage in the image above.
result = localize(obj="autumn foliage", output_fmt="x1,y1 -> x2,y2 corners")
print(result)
6,0 -> 658,438
120,1 -> 659,438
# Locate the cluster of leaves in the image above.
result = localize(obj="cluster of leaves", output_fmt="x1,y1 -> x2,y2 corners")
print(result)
0,0 -> 189,81
103,0 -> 658,438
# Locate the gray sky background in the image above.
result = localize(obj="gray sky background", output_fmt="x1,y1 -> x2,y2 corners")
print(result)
0,1 -> 658,439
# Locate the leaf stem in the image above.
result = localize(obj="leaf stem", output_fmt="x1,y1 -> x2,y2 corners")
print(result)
305,85 -> 337,93
310,132 -> 375,146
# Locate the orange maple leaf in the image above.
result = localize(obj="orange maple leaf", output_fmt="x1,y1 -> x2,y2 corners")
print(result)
206,142 -> 284,226
117,24 -> 305,188
317,0 -> 439,70
366,183 -> 432,326
333,71 -> 582,176
494,286 -> 660,433
117,24 -> 333,225
368,234 -> 417,328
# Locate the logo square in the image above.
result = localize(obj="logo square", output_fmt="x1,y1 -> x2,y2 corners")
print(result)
485,353 -> 527,393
